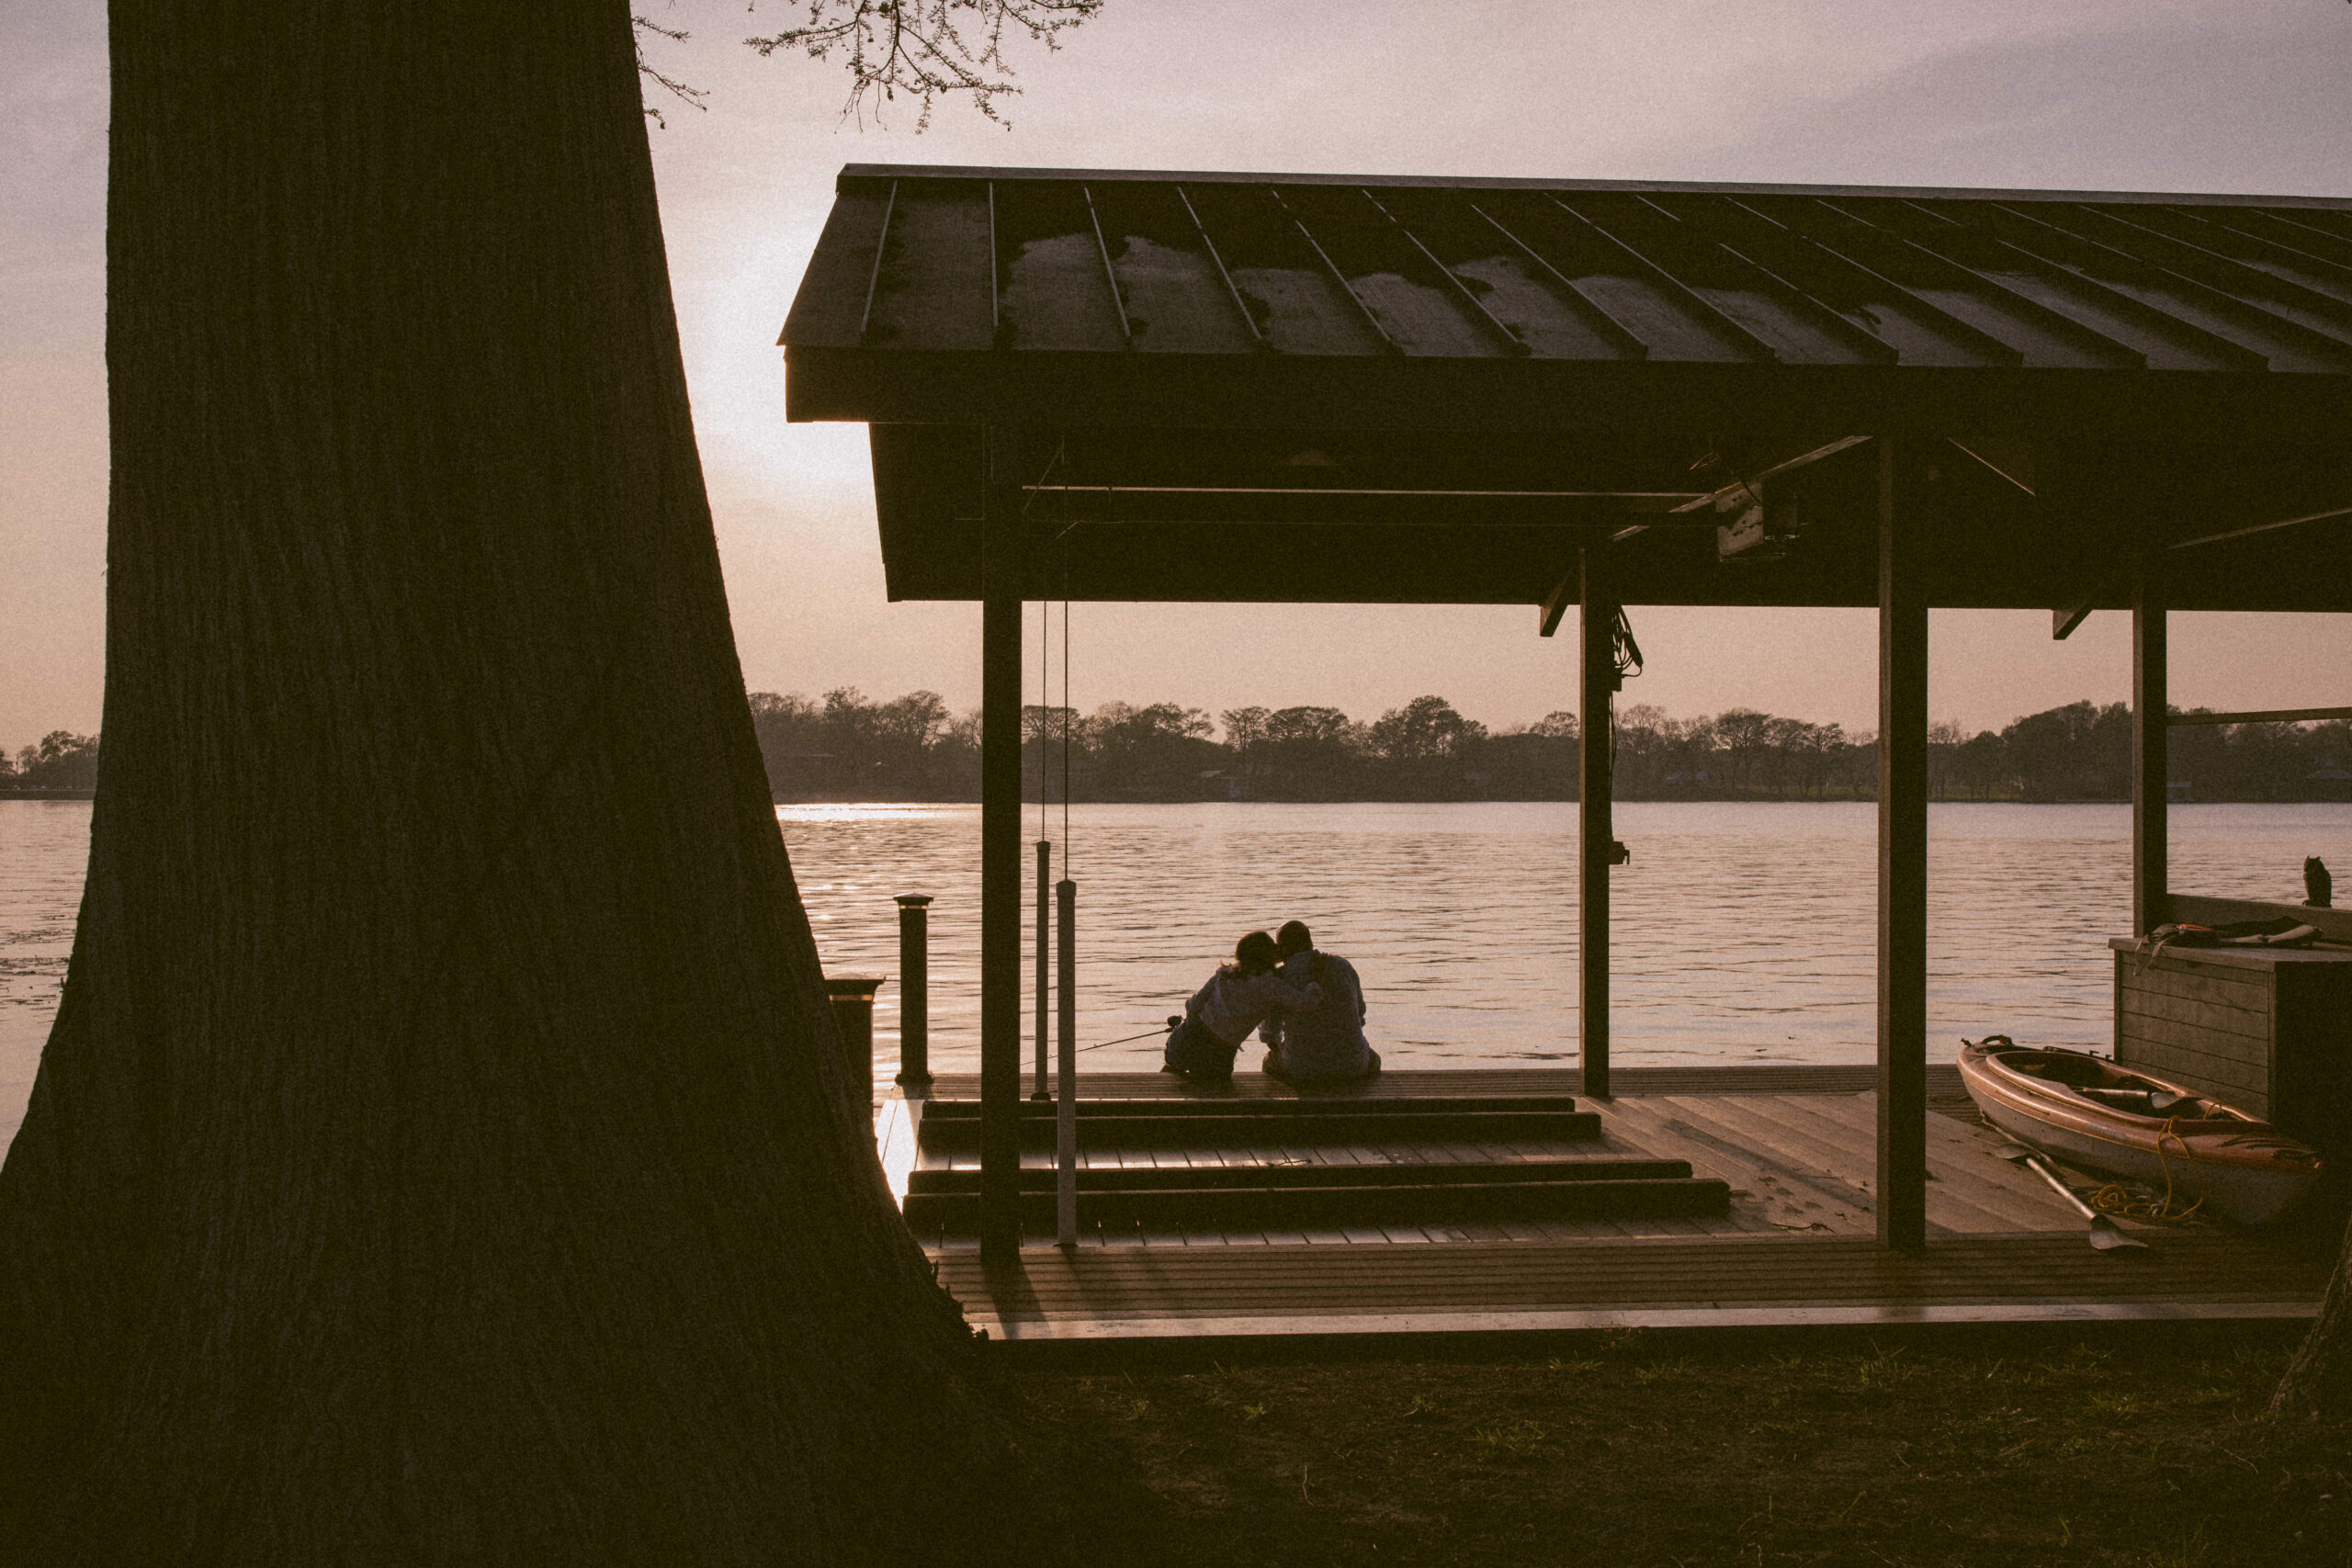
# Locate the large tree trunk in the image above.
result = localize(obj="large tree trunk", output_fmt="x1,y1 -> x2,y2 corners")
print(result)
2273,1213 -> 2352,1420
0,3 -> 1049,1561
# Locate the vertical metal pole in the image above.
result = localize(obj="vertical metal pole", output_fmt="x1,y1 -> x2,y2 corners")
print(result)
1056,878 -> 1078,1248
1034,840 -> 1052,1100
893,894 -> 932,1089
979,426 -> 1025,1260
1877,438 -> 1930,1254
2132,590 -> 2168,936
1578,547 -> 1613,1100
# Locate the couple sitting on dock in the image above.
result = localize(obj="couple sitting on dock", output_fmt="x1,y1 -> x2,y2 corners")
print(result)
1164,920 -> 1379,1087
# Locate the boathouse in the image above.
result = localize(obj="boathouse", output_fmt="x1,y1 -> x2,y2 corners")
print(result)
781,167 -> 2352,1337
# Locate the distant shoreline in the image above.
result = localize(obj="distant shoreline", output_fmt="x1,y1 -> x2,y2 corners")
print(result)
0,790 -> 94,801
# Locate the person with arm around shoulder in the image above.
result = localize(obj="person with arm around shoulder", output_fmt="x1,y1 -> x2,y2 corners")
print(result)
1164,930 -> 1324,1083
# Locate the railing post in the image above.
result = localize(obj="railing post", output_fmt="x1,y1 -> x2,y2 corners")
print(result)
893,894 -> 932,1089
821,976 -> 887,1130
1034,840 -> 1052,1100
1056,877 -> 1078,1249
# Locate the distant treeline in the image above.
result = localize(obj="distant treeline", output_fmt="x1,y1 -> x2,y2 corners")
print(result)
0,732 -> 99,795
12,702 -> 2342,805
751,690 -> 2352,806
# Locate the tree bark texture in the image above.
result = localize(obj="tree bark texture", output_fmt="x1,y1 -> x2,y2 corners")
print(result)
2273,1211 -> 2352,1420
0,4 -> 1045,1561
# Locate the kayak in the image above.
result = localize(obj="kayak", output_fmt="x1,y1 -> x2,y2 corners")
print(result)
1957,1036 -> 2325,1225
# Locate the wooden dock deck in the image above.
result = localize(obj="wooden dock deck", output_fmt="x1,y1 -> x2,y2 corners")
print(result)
879,1066 -> 2329,1344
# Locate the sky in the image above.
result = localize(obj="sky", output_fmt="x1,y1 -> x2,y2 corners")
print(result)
6,0 -> 2351,751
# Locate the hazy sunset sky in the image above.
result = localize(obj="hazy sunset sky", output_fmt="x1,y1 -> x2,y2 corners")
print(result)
6,1 -> 2350,753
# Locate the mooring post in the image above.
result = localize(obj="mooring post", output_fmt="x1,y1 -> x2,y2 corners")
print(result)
2132,586 -> 2168,936
1876,437 -> 1930,1254
1056,877 -> 1078,1249
1578,546 -> 1614,1100
1034,840 -> 1052,1100
893,894 -> 932,1089
978,425 -> 1025,1261
821,976 -> 887,1130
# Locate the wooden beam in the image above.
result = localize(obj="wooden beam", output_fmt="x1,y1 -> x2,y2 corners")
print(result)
2051,600 -> 2098,641
1666,434 -> 1876,514
2132,592 -> 2168,937
2167,503 -> 2352,554
1948,437 -> 2036,495
1877,438 -> 1929,1255
979,426 -> 1026,1260
1539,571 -> 1576,637
1579,547 -> 1614,1100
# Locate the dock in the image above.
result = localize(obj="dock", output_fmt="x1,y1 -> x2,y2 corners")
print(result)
877,1066 -> 2328,1347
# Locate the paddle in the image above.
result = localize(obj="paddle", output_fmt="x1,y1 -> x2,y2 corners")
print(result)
1993,1144 -> 2150,1252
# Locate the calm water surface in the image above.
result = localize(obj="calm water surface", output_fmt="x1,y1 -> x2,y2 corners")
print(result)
4,798 -> 2345,1151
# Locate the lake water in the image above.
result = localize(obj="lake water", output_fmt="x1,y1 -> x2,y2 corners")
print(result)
4,798 -> 2346,1152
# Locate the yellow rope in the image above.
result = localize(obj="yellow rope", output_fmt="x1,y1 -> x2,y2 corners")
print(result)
2088,1116 -> 2206,1224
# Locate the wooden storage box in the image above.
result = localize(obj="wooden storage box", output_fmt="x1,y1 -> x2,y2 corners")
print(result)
2110,937 -> 2352,1151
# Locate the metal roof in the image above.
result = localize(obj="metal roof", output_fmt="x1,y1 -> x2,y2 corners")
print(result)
786,165 -> 2352,375
778,165 -> 2352,611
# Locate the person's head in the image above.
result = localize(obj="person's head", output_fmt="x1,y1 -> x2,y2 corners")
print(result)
1234,930 -> 1279,976
1275,920 -> 1314,959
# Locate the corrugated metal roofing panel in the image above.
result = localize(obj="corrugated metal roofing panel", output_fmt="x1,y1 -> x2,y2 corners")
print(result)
786,166 -> 2352,379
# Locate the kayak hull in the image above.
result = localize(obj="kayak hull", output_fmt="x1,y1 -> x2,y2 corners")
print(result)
1958,1039 -> 2324,1225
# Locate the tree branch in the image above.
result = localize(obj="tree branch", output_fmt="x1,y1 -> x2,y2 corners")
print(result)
745,0 -> 1102,130
633,13 -> 709,127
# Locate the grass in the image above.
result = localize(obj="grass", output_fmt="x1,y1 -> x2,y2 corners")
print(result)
1013,1330 -> 2349,1566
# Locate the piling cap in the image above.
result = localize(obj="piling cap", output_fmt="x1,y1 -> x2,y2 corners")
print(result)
894,893 -> 933,908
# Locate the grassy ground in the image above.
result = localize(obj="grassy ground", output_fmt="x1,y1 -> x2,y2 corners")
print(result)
1014,1328 -> 2347,1567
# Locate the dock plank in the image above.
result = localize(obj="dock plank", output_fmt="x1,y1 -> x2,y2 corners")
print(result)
1742,1093 -> 2052,1235
935,1232 -> 2324,1341
1580,1099 -> 1868,1235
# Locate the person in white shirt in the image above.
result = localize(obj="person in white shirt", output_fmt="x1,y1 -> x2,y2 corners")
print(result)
1259,919 -> 1378,1084
1163,930 -> 1324,1083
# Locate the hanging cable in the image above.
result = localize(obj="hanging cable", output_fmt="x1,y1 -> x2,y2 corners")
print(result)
1611,605 -> 1644,684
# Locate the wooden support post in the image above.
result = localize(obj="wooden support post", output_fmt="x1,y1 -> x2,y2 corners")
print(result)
2132,591 -> 2168,936
1876,438 -> 1930,1254
979,427 -> 1025,1260
821,976 -> 886,1130
1578,547 -> 1613,1100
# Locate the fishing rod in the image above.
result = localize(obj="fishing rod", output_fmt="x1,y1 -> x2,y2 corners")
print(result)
1079,1016 -> 1183,1053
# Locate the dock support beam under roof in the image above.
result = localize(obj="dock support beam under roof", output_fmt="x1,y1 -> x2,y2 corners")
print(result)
979,427 -> 1024,1260
2133,594 -> 2168,935
1876,438 -> 1929,1254
1579,548 -> 1614,1100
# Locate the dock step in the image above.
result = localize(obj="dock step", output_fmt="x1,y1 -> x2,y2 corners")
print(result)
913,1097 -> 1600,1154
903,1166 -> 1731,1232
908,1156 -> 1693,1194
919,1095 -> 1585,1118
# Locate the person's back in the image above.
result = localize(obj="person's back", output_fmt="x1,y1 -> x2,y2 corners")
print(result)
1261,920 -> 1375,1083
